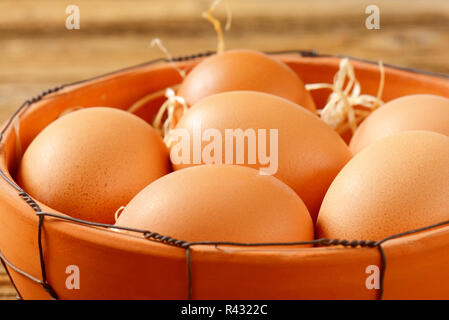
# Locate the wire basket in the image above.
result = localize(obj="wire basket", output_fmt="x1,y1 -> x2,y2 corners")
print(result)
1,51 -> 449,300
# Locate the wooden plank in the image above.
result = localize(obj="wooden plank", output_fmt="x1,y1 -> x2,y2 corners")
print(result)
0,0 -> 448,31
0,265 -> 17,300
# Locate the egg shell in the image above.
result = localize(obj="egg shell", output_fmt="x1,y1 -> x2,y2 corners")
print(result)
350,94 -> 449,154
116,164 -> 313,243
172,91 -> 352,221
317,131 -> 449,241
178,49 -> 316,112
17,107 -> 171,224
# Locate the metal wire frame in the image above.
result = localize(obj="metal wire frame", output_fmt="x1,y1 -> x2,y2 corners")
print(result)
0,50 -> 448,301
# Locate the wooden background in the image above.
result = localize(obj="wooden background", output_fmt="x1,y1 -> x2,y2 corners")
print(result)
1,0 -> 448,300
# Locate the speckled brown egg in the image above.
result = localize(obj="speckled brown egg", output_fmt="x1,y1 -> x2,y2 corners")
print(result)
116,164 -> 314,243
17,107 -> 171,224
350,94 -> 449,154
178,49 -> 316,112
171,91 -> 352,221
317,131 -> 449,241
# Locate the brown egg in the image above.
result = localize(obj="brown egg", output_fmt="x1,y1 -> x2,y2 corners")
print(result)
350,94 -> 449,154
17,107 -> 171,224
116,164 -> 313,243
171,91 -> 352,221
178,49 -> 316,112
317,131 -> 449,241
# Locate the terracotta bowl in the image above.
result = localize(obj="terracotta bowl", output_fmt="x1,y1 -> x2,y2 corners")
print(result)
0,51 -> 449,300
